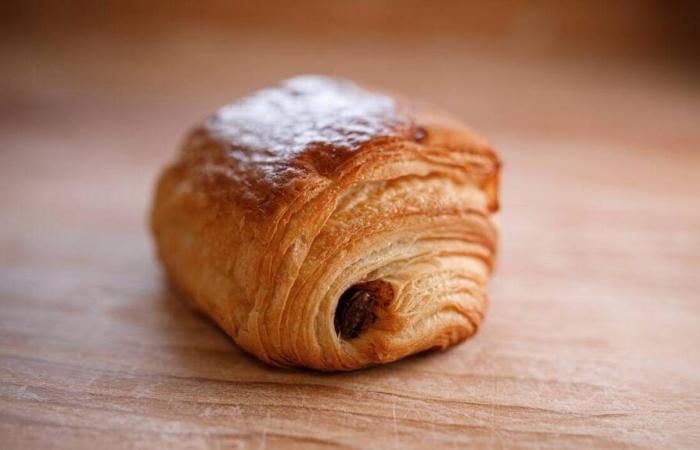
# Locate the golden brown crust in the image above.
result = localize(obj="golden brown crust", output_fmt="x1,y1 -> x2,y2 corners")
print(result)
151,75 -> 500,371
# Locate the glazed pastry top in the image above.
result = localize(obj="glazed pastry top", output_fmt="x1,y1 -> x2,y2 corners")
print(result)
181,75 -> 422,215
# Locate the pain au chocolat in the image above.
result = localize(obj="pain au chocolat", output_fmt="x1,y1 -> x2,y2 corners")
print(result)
151,75 -> 500,371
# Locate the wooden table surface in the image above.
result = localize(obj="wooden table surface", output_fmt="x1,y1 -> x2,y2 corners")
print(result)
1,30 -> 699,449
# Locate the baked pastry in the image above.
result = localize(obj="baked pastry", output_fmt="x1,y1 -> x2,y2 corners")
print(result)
151,75 -> 500,371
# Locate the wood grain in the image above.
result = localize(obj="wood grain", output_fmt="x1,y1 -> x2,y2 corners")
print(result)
1,29 -> 699,449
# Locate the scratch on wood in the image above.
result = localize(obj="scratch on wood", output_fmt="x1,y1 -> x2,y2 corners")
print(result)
392,400 -> 398,446
258,411 -> 270,450
490,376 -> 504,450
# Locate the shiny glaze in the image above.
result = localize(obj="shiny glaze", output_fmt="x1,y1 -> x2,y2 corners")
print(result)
190,75 -> 413,214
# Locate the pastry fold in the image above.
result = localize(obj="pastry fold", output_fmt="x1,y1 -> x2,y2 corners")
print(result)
151,75 -> 500,370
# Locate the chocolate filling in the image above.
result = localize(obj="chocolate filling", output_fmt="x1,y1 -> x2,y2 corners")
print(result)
334,287 -> 377,340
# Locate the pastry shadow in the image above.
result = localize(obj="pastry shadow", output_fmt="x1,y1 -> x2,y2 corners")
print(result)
154,278 -> 454,383
155,279 -> 277,374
